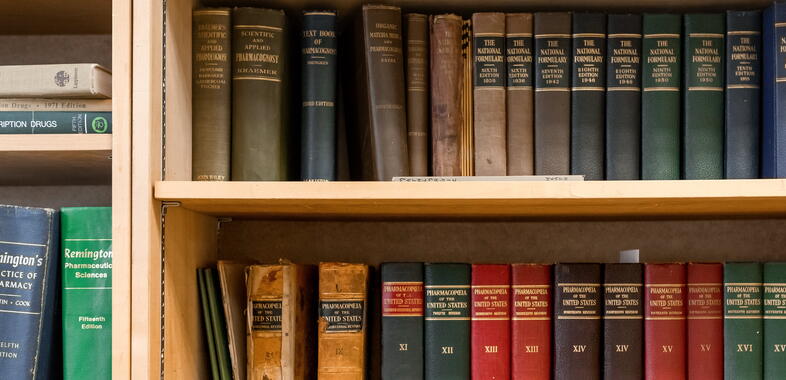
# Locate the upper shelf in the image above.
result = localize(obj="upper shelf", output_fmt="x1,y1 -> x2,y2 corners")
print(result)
0,0 -> 111,35
155,180 -> 786,219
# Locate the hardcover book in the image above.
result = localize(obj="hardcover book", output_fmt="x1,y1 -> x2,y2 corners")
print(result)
471,264 -> 511,379
511,264 -> 551,380
431,14 -> 464,176
0,112 -> 112,134
506,13 -> 534,175
461,19 -> 475,176
406,14 -> 429,177
198,269 -> 220,379
763,262 -> 786,379
644,263 -> 687,380
217,261 -> 251,380
762,1 -> 786,178
205,268 -> 232,380
381,263 -> 424,379
553,263 -> 601,380
0,64 -> 111,98
603,263 -> 643,380
724,263 -> 763,380
424,263 -> 470,380
687,263 -> 723,380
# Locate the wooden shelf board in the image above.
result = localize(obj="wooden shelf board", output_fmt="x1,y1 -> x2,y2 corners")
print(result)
155,180 -> 786,218
0,0 -> 111,35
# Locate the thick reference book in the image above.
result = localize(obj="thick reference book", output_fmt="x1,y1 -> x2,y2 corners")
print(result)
553,263 -> 601,380
0,205 -> 59,380
471,264 -> 511,379
406,14 -> 429,177
724,263 -> 763,380
764,262 -> 786,379
511,264 -> 551,380
61,207 -> 112,380
642,14 -> 682,180
726,11 -> 762,179
0,63 -> 111,98
687,263 -> 723,380
381,263 -> 424,379
430,14 -> 464,176
217,261 -> 250,380
603,263 -> 643,380
424,263 -> 470,380
0,111 -> 111,134
534,12 -> 571,175
506,13 -> 534,175
644,263 -> 687,380
762,2 -> 786,178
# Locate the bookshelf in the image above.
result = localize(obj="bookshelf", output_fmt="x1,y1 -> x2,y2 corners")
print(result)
0,135 -> 112,185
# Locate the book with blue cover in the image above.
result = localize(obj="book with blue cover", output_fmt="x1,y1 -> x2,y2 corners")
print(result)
763,1 -> 786,178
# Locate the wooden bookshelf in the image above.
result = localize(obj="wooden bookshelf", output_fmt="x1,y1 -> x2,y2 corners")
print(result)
0,0 -> 111,35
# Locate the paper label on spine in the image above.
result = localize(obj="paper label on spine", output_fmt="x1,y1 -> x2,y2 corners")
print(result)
572,36 -> 605,88
382,281 -> 424,317
535,36 -> 570,88
643,35 -> 680,89
320,300 -> 365,332
608,36 -> 641,88
507,36 -> 533,87
474,36 -> 505,87
252,300 -> 282,331
425,286 -> 470,319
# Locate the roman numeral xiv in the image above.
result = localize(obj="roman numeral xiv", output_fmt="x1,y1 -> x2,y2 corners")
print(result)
616,345 -> 629,352
573,345 -> 586,353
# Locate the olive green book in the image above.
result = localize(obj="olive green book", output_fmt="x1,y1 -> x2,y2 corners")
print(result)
205,268 -> 233,380
199,269 -> 220,380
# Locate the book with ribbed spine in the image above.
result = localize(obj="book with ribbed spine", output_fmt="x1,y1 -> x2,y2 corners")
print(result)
506,13 -> 534,175
764,262 -> 786,379
687,263 -> 723,380
603,263 -> 643,380
471,264 -> 510,379
424,263 -> 470,380
406,14 -> 429,177
511,264 -> 551,380
644,263 -> 686,380
473,13 -> 507,176
461,20 -> 474,176
553,263 -> 601,380
381,263 -> 424,379
430,14 -> 464,176
724,263 -> 763,380
762,2 -> 786,178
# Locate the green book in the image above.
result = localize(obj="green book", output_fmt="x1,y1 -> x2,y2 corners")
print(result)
61,207 -> 112,379
205,268 -> 232,380
199,269 -> 220,380
764,262 -> 786,379
725,263 -> 763,380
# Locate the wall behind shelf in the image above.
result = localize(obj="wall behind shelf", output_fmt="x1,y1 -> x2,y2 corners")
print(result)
0,185 -> 111,209
0,34 -> 112,68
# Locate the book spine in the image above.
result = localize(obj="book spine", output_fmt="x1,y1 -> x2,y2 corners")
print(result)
571,13 -> 606,180
606,14 -> 642,180
424,263 -> 471,380
406,14 -> 429,177
461,20 -> 475,176
506,13 -> 534,175
0,98 -> 111,111
687,263 -> 724,380
471,264 -> 511,379
216,261 -> 250,380
61,207 -> 112,380
205,268 -> 233,379
603,263 -> 644,380
198,269 -> 220,380
286,265 -> 317,379
724,263 -> 763,380
644,263 -> 687,380
231,8 -> 288,181
641,14 -> 681,180
511,264 -> 551,380
301,10 -> 338,181
764,262 -> 786,379
472,12 -> 507,176
430,14 -> 464,176
192,8 -> 231,181
534,12 -> 571,175
247,265 -> 284,379
0,112 -> 112,134
762,2 -> 786,178
553,263 -> 602,380
725,11 -> 762,179
0,64 -> 110,98
318,263 -> 368,380
381,263 -> 424,379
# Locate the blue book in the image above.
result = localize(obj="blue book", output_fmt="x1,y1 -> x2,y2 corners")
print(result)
763,1 -> 786,177
0,205 -> 59,379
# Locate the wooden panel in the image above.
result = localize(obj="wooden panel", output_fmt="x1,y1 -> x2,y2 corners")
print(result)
0,34 -> 112,68
0,0 -> 111,35
0,135 -> 111,185
0,185 -> 110,208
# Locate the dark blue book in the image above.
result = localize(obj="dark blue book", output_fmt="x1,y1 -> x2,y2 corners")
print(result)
726,11 -> 762,179
381,263 -> 424,379
763,2 -> 786,178
0,205 -> 59,379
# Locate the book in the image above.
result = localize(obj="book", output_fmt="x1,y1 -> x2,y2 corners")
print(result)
424,263 -> 471,379
0,98 -> 111,111
301,10 -> 338,181
0,205 -> 59,380
217,261 -> 250,380
198,269 -> 220,380
764,262 -> 786,379
606,14 -> 642,180
553,263 -> 601,380
205,267 -> 232,380
231,8 -> 289,181
381,263 -> 424,379
570,13 -> 606,180
0,111 -> 112,134
683,14 -> 725,179
61,207 -> 112,380
603,263 -> 643,380
0,64 -> 111,98
472,12 -> 507,176
461,19 -> 475,176
471,264 -> 510,379
406,14 -> 430,177
431,14 -> 464,177
318,263 -> 368,380
534,12 -> 571,175
511,264 -> 551,380
762,2 -> 786,178
644,263 -> 686,380
505,13 -> 534,175
687,263 -> 723,380
192,8 -> 231,181
724,263 -> 763,380
725,11 -> 762,179
641,14 -> 681,180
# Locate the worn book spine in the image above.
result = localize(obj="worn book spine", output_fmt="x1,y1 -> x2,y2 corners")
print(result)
553,263 -> 601,380
231,8 -> 288,181
571,13 -> 606,180
641,14 -> 681,180
762,2 -> 786,178
461,20 -> 474,176
764,262 -> 786,379
603,263 -> 643,380
724,263 -> 763,380
0,98 -> 111,111
534,12 -> 571,175
684,14 -> 725,179
424,263 -> 471,380
687,263 -> 723,380
0,64 -> 111,98
192,8 -> 231,181
645,263 -> 687,380
606,14 -> 642,180
0,112 -> 112,134
406,14 -> 429,177
301,10 -> 338,181
471,264 -> 511,379
511,264 -> 551,380
726,11 -> 762,179
381,263 -> 424,380
430,14 -> 464,176
217,261 -> 250,380
506,13 -> 534,175
472,12 -> 507,176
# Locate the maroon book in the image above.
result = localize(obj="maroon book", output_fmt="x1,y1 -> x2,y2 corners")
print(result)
645,263 -> 687,380
511,264 -> 551,380
471,264 -> 511,379
687,263 -> 723,380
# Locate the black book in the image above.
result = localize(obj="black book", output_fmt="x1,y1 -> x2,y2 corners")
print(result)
553,263 -> 601,380
603,263 -> 644,380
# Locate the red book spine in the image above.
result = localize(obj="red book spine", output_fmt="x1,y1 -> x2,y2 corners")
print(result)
645,263 -> 687,380
511,264 -> 551,380
687,263 -> 723,380
471,264 -> 511,380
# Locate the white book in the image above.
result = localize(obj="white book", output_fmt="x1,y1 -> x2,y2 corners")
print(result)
392,175 -> 585,182
0,98 -> 111,111
0,64 -> 111,98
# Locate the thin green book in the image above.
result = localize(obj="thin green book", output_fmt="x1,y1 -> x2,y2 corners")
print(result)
205,268 -> 232,380
199,269 -> 220,380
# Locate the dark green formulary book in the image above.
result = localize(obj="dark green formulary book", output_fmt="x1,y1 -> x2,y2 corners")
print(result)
683,14 -> 725,179
424,263 -> 470,380
0,112 -> 111,134
0,205 -> 59,380
231,8 -> 289,181
724,263 -> 763,380
381,263 -> 424,379
764,262 -> 786,379
62,207 -> 112,380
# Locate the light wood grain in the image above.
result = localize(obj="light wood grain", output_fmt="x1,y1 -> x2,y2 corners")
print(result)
0,135 -> 111,185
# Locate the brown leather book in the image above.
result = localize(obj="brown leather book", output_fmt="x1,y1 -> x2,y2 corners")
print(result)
317,262 -> 369,380
472,13 -> 507,176
406,14 -> 429,177
461,19 -> 475,176
505,13 -> 534,175
246,263 -> 316,380
430,14 -> 464,176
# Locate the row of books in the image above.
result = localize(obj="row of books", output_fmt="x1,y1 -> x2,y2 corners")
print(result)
0,205 -> 112,379
191,2 -> 786,182
203,260 -> 785,379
